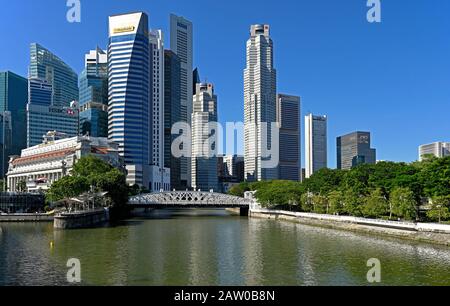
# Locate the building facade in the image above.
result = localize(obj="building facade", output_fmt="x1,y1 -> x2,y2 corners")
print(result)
7,132 -> 120,192
337,131 -> 376,170
0,71 -> 28,178
277,94 -> 300,181
191,83 -> 218,192
27,103 -> 79,148
108,12 -> 151,187
149,30 -> 170,192
244,24 -> 278,182
29,43 -> 78,107
79,48 -> 108,138
305,114 -> 327,178
164,50 -> 181,190
419,142 -> 450,161
170,14 -> 193,189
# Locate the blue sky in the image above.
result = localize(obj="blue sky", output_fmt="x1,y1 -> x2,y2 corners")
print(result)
0,0 -> 449,167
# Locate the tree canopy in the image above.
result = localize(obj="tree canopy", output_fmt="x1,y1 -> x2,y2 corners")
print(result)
229,156 -> 450,223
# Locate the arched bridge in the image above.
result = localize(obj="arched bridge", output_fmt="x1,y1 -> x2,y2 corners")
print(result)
128,191 -> 253,209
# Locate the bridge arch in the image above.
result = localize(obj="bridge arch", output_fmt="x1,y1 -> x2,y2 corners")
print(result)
128,191 -> 253,208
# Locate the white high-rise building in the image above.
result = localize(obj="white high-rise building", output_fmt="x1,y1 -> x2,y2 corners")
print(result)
419,142 -> 450,161
170,14 -> 193,189
191,83 -> 218,192
305,114 -> 327,178
244,24 -> 278,182
149,30 -> 170,191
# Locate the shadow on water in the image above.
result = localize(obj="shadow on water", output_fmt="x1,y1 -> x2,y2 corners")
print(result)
109,208 -> 240,228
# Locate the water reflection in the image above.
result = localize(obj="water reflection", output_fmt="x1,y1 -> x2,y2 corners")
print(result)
0,209 -> 449,286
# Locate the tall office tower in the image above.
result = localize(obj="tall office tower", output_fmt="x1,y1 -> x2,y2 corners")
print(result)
337,131 -> 376,170
149,30 -> 170,192
170,14 -> 193,189
193,68 -> 201,94
223,155 -> 245,182
29,43 -> 78,107
0,71 -> 28,178
164,50 -> 181,190
191,83 -> 218,192
244,24 -> 278,182
79,48 -> 108,137
27,44 -> 80,147
305,114 -> 327,178
108,12 -> 151,188
277,94 -> 301,181
419,142 -> 450,161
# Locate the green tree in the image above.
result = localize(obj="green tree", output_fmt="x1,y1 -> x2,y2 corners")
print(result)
300,193 -> 313,212
312,194 -> 328,214
390,187 -> 417,220
362,188 -> 389,219
343,190 -> 364,217
427,196 -> 450,223
328,190 -> 344,215
228,182 -> 250,197
47,176 -> 90,202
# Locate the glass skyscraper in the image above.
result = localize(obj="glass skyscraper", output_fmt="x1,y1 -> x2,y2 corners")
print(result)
29,43 -> 78,107
164,50 -> 181,190
337,131 -> 376,170
108,12 -> 151,187
27,44 -> 79,147
0,71 -> 28,178
79,48 -> 108,137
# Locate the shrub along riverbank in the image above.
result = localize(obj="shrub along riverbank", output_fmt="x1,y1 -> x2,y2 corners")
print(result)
229,156 -> 450,223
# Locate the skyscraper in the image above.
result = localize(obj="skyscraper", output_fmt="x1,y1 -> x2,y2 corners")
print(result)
149,30 -> 170,191
277,94 -> 301,181
170,14 -> 193,189
337,131 -> 376,170
305,114 -> 327,178
191,83 -> 218,192
0,71 -> 28,178
244,24 -> 278,182
79,48 -> 108,137
27,44 -> 79,147
108,12 -> 151,187
29,43 -> 78,107
419,142 -> 450,161
164,50 -> 181,190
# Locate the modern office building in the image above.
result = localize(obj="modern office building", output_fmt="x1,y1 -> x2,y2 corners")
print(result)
170,14 -> 193,189
149,30 -> 170,192
0,71 -> 28,178
419,142 -> 450,161
79,48 -> 108,137
164,50 -> 181,190
223,155 -> 245,181
244,24 -> 278,182
337,131 -> 376,170
28,78 -> 52,106
191,83 -> 218,192
193,68 -> 201,94
7,131 -> 120,192
29,43 -> 78,107
108,12 -> 151,187
277,94 -> 300,181
26,102 -> 79,147
305,114 -> 327,178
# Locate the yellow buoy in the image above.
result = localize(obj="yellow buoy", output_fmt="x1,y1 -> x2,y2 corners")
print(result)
50,241 -> 54,249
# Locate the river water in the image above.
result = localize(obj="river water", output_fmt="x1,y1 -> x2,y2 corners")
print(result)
0,209 -> 449,286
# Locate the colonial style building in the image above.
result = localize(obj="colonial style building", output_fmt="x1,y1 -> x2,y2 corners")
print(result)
7,131 -> 121,192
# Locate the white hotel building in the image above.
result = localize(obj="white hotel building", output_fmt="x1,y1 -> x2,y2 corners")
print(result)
6,132 -> 121,192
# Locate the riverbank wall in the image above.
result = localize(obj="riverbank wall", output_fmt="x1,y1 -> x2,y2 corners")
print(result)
0,214 -> 53,222
249,208 -> 450,246
54,208 -> 109,229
